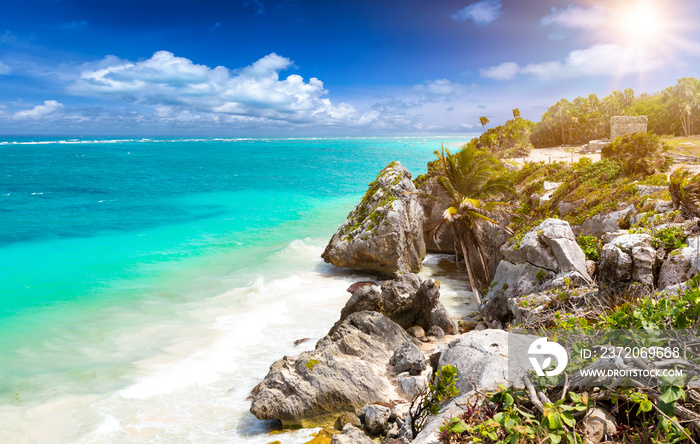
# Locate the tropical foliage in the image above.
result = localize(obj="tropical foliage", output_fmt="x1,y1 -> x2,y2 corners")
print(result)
601,131 -> 672,177
433,145 -> 513,303
529,77 -> 700,147
468,114 -> 534,158
669,167 -> 700,219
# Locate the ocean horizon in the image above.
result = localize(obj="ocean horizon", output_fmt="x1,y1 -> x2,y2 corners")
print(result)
0,136 -> 475,443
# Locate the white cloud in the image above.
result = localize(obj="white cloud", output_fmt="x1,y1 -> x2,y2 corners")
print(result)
68,51 -> 364,125
13,100 -> 64,120
452,0 -> 502,25
0,61 -> 10,75
413,79 -> 467,97
480,44 -> 665,81
541,5 -> 607,30
479,62 -> 519,80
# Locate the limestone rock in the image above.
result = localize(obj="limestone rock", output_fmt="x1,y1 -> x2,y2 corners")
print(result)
390,342 -> 427,376
438,329 -> 536,395
330,424 -> 373,444
658,236 -> 700,289
416,175 -> 455,253
577,205 -> 636,237
396,372 -> 427,399
598,233 -> 656,287
363,404 -> 391,435
335,274 -> 457,334
322,162 -> 426,275
250,312 -> 413,427
483,219 -> 592,326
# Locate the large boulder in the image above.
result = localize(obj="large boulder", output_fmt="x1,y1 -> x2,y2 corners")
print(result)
437,329 -> 535,395
598,232 -> 656,287
250,312 -> 414,427
483,219 -> 592,325
658,235 -> 700,289
322,162 -> 426,275
416,174 -> 455,253
334,273 -> 458,335
413,329 -> 537,444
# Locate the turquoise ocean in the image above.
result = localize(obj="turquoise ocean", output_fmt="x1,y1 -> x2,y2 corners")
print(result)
0,137 -> 474,443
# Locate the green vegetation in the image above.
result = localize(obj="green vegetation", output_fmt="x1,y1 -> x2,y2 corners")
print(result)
601,132 -> 672,177
529,77 -> 700,147
467,114 -> 534,158
432,145 -> 514,303
410,365 -> 460,435
669,167 -> 700,219
576,235 -> 599,261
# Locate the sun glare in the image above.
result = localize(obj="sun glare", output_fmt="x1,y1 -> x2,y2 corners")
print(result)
617,1 -> 665,44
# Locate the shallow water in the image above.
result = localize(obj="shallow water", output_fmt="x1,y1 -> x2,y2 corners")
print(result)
0,136 -> 475,443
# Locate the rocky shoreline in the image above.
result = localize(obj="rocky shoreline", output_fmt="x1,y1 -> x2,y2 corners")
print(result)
251,158 -> 700,444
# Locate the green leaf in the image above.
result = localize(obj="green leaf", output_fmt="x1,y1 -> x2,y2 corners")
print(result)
639,400 -> 653,413
561,411 -> 575,427
549,432 -> 563,443
660,385 -> 686,404
546,411 -> 562,430
448,418 -> 468,434
504,392 -> 514,409
568,392 -> 582,404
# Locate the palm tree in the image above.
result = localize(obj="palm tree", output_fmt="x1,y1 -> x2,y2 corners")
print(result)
432,144 -> 513,304
670,167 -> 700,219
479,116 -> 490,129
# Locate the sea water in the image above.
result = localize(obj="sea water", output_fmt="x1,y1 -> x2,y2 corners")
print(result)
0,137 -> 475,443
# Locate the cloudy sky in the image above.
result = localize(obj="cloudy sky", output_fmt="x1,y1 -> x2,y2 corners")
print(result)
1,0 -> 699,136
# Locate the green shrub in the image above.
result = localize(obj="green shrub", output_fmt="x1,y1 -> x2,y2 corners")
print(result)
576,235 -> 599,261
602,132 -> 671,177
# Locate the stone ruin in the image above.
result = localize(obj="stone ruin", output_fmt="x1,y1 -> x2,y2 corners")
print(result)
610,115 -> 648,140
582,115 -> 648,153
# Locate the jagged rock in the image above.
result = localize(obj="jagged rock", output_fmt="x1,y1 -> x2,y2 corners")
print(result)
250,312 -> 413,427
483,219 -> 592,325
416,175 -> 455,253
364,404 -> 391,435
598,233 -> 656,287
331,424 -> 373,444
658,236 -> 700,289
391,342 -> 427,375
322,162 -> 426,275
396,371 -> 428,399
437,329 -> 536,395
335,274 -> 458,334
576,204 -> 636,237
655,200 -> 675,213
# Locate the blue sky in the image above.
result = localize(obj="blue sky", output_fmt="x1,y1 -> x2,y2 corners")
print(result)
1,0 -> 699,136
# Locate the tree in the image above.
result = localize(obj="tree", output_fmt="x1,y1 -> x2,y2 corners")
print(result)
479,116 -> 490,129
432,145 -> 513,303
512,108 -> 521,119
